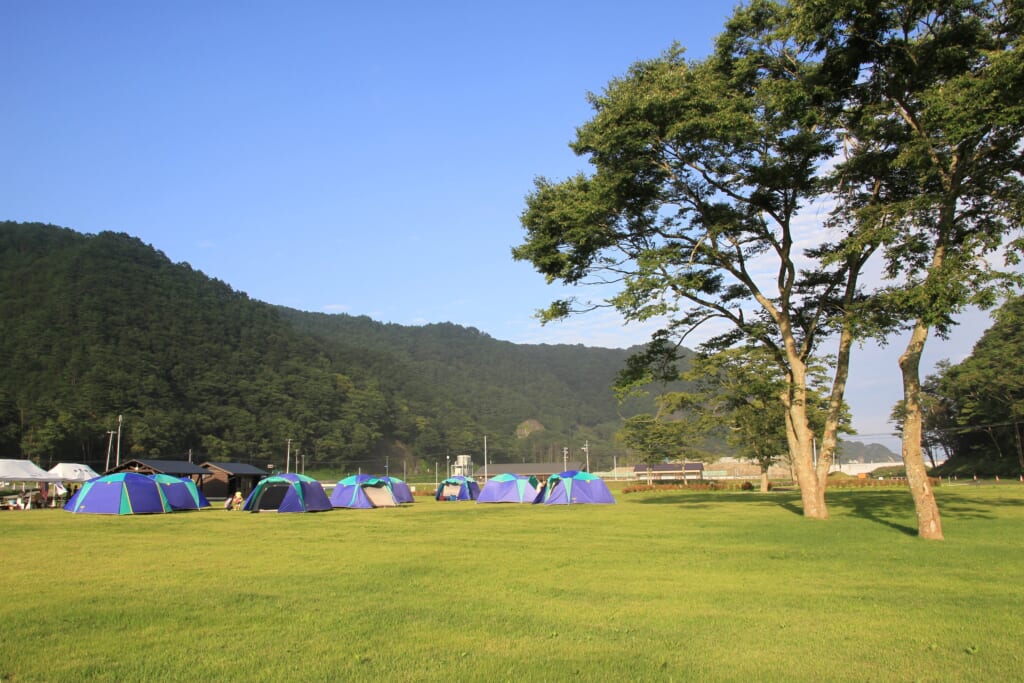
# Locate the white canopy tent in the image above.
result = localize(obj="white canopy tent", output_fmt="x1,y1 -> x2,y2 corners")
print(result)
48,463 -> 100,483
0,459 -> 64,483
0,460 -> 65,509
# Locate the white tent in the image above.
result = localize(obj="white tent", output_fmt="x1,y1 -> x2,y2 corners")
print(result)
0,459 -> 64,483
48,463 -> 100,483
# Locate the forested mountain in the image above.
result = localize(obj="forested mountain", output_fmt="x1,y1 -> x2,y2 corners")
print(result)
0,222 -> 655,473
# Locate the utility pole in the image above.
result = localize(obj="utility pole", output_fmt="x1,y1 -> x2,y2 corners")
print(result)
582,440 -> 590,472
286,438 -> 292,473
562,446 -> 568,471
115,415 -> 123,467
105,430 -> 116,472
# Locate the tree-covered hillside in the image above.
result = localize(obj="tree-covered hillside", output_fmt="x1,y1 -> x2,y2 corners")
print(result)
923,296 -> 1024,477
0,222 -> 650,472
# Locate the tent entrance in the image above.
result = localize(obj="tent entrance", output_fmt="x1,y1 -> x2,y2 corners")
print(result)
363,486 -> 396,507
253,483 -> 289,511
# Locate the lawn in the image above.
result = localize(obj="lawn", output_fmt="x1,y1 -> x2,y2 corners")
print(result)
1,484 -> 1022,682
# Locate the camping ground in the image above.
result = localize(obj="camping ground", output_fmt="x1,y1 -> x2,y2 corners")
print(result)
2,484 -> 1023,682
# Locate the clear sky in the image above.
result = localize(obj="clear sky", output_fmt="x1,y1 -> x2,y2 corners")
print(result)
1,0 -> 992,453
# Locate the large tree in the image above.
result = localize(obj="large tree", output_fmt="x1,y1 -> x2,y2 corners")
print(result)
515,10 -> 874,520
515,0 -> 1023,536
794,0 -> 1024,538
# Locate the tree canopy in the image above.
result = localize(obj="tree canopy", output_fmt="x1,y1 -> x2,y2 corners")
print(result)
515,0 -> 1024,536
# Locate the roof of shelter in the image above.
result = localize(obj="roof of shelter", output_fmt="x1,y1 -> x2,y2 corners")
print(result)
201,462 -> 269,476
107,459 -> 211,476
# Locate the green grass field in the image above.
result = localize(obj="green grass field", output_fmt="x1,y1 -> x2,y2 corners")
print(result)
2,484 -> 1022,682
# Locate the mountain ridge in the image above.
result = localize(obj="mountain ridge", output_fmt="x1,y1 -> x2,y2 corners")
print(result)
0,221 -> 649,471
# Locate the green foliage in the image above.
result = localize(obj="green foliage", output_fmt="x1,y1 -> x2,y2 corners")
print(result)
924,296 -> 1024,474
803,0 -> 1024,335
0,222 -> 649,471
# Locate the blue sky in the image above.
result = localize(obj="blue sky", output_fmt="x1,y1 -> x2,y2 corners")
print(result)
1,0 -> 992,452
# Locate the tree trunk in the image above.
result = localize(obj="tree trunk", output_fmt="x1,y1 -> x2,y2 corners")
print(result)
899,321 -> 944,540
760,464 -> 770,493
783,380 -> 828,519
816,269 -> 863,490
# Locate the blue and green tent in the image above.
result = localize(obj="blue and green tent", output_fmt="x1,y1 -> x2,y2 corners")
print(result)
330,474 -> 401,508
149,473 -> 210,511
63,472 -> 173,515
477,473 -> 541,504
435,475 -> 480,501
539,470 -> 615,505
378,476 -> 414,504
243,472 -> 332,513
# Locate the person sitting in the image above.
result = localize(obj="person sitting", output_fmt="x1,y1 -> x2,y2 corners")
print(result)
231,491 -> 245,510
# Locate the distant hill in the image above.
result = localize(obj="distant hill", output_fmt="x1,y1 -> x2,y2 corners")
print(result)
0,221 -> 662,472
836,440 -> 901,464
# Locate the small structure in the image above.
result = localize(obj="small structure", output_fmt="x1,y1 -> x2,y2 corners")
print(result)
105,459 -> 211,485
243,473 -> 332,513
540,470 -> 616,505
64,472 -> 172,515
477,473 -> 541,504
633,462 -> 705,482
435,475 -> 480,501
452,454 -> 474,477
199,462 -> 268,498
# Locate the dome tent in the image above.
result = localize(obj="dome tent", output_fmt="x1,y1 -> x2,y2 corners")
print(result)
149,474 -> 210,511
243,473 -> 332,513
477,473 -> 541,504
434,475 -> 480,501
539,470 -> 615,505
64,472 -> 173,515
330,474 -> 401,509
378,476 -> 414,504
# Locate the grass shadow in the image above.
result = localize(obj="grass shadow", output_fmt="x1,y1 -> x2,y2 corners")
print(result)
625,485 -> 1022,536
628,490 -> 804,513
826,490 -> 919,536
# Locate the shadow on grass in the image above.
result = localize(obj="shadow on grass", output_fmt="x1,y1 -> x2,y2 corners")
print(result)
628,487 -> 1021,535
629,490 -> 802,512
823,490 -> 919,536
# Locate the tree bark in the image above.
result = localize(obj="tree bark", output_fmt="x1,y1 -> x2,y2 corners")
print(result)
782,374 -> 828,519
899,320 -> 944,540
